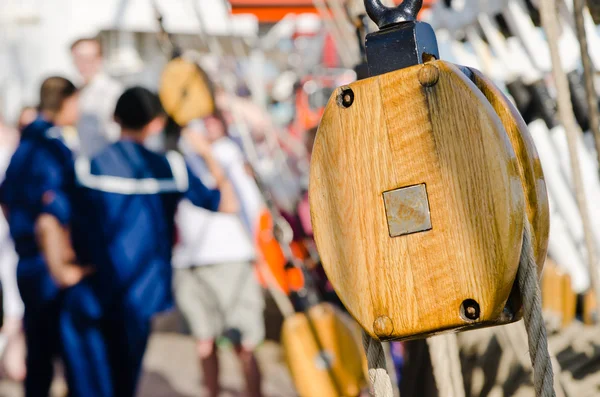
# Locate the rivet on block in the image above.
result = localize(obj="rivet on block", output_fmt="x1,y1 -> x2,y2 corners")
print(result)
418,64 -> 440,87
373,316 -> 394,338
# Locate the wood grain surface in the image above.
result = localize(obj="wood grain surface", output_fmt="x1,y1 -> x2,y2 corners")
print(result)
541,259 -> 576,328
467,68 -> 550,274
310,60 -> 525,341
159,58 -> 214,126
281,303 -> 367,397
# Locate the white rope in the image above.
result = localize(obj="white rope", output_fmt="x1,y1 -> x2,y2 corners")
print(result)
362,331 -> 394,396
427,334 -> 466,397
573,0 -> 600,170
382,344 -> 401,397
311,0 -> 357,68
539,0 -> 600,312
361,330 -> 466,397
519,219 -> 556,397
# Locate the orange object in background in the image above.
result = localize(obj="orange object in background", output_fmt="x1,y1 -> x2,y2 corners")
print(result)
294,77 -> 333,134
419,0 -> 438,18
230,0 -> 439,23
231,0 -> 318,22
256,210 -> 305,294
293,69 -> 356,136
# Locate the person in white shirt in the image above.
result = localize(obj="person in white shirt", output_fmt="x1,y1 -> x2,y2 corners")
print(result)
70,36 -> 122,156
172,111 -> 265,397
0,115 -> 25,382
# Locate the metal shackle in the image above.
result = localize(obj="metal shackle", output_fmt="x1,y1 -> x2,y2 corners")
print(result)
363,0 -> 423,28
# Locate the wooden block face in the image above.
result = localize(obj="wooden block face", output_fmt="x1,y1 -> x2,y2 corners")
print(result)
310,60 -> 525,341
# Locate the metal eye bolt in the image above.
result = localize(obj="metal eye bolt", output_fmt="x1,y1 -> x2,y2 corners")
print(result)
363,0 -> 423,29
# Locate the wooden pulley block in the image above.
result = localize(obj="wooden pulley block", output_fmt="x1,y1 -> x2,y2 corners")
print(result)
309,0 -> 549,341
281,303 -> 367,397
159,57 -> 215,126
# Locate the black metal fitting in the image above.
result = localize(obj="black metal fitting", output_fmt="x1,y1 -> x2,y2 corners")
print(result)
362,0 -> 439,77
364,0 -> 423,28
365,21 -> 439,77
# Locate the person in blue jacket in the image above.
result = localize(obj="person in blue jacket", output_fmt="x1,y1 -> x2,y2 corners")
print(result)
0,76 -> 87,397
61,86 -> 239,397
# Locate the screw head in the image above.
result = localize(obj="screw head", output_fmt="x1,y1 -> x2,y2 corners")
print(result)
338,87 -> 355,108
460,299 -> 481,322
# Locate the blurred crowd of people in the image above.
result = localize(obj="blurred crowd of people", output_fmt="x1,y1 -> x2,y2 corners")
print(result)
0,35 -> 320,397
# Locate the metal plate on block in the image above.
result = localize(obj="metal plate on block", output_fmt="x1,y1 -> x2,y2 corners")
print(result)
383,184 -> 432,237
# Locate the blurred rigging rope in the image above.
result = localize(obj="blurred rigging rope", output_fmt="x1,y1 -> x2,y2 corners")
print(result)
517,218 -> 555,397
323,0 -> 361,65
540,0 -> 600,319
573,0 -> 600,171
189,0 -> 262,169
495,324 -> 567,397
312,0 -> 357,67
200,0 -> 306,183
189,0 -> 312,283
426,334 -> 465,397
